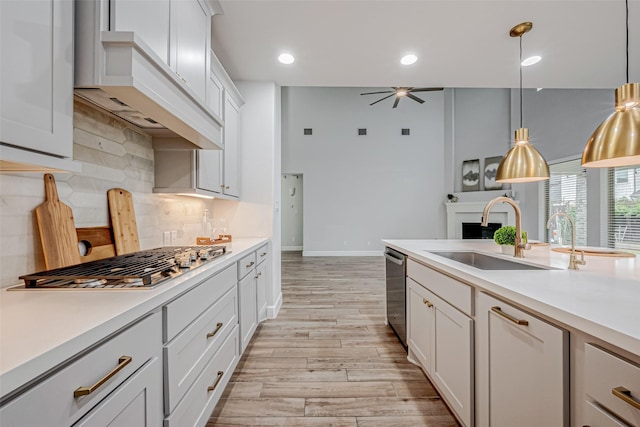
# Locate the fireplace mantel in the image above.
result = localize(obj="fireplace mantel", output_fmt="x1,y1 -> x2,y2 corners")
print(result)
446,201 -> 516,239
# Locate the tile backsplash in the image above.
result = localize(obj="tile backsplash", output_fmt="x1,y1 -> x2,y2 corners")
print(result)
0,100 -> 215,288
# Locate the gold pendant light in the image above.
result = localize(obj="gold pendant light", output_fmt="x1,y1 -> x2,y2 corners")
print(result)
496,22 -> 550,183
582,0 -> 639,167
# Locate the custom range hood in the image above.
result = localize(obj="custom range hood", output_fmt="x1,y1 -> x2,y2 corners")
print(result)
74,1 -> 223,150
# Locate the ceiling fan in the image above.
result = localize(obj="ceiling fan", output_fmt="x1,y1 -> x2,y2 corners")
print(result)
361,87 -> 444,108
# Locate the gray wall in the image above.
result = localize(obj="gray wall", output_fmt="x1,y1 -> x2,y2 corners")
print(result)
282,86 -> 446,255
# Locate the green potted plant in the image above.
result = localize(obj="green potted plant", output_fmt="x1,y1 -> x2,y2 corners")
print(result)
493,226 -> 527,255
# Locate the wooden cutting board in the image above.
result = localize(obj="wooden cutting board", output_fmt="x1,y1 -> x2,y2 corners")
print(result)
108,188 -> 140,255
35,174 -> 81,269
77,226 -> 116,262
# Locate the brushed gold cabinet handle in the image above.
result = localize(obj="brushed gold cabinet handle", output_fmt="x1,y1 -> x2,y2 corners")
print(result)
246,261 -> 254,268
206,322 -> 223,339
207,371 -> 224,392
255,275 -> 259,279
613,386 -> 640,410
260,252 -> 267,257
220,184 -> 225,188
258,272 -> 262,276
74,355 -> 132,398
491,306 -> 529,326
422,298 -> 433,308
226,186 -> 230,190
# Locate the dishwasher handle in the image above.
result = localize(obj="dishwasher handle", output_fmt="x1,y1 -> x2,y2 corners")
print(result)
384,252 -> 405,266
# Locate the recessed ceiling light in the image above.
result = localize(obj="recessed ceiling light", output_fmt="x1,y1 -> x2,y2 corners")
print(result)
400,54 -> 418,65
278,53 -> 295,64
521,55 -> 541,66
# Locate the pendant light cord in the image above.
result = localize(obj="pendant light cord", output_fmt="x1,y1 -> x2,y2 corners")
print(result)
626,0 -> 629,83
520,35 -> 523,128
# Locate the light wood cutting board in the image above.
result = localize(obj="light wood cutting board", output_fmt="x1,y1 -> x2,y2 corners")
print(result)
35,174 -> 81,269
108,188 -> 140,255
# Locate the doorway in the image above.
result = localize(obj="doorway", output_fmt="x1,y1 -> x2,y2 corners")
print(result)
281,174 -> 303,251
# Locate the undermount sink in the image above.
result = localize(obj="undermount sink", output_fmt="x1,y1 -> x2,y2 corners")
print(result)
427,251 -> 550,270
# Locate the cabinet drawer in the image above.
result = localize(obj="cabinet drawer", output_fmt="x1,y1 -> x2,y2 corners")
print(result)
0,312 -> 161,427
407,259 -> 473,315
238,252 -> 257,279
164,286 -> 238,413
584,401 -> 630,427
585,344 -> 640,424
164,263 -> 236,342
256,244 -> 269,266
165,325 -> 240,427
73,356 -> 163,427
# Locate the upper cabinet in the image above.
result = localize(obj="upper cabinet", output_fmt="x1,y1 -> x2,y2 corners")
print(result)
75,0 -> 224,151
0,0 -> 79,172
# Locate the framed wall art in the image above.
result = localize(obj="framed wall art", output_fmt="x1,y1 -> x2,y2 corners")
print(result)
462,159 -> 480,192
484,156 -> 503,190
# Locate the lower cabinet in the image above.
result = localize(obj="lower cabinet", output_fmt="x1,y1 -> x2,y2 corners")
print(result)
0,312 -> 163,427
407,261 -> 474,427
74,357 -> 163,427
256,243 -> 269,322
477,292 -> 568,427
238,268 -> 258,353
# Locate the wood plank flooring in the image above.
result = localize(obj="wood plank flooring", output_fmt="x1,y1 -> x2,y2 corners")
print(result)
208,252 -> 459,427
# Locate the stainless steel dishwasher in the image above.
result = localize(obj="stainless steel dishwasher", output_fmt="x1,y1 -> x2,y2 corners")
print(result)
385,247 -> 407,348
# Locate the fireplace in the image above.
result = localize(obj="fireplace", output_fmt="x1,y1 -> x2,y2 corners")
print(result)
445,200 -> 516,239
462,222 -> 502,239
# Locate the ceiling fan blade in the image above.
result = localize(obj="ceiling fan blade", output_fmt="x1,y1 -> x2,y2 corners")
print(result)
407,93 -> 425,104
361,90 -> 395,96
393,97 -> 400,108
408,87 -> 445,92
369,93 -> 396,106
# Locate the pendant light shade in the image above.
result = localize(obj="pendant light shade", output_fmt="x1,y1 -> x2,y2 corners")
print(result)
496,22 -> 550,183
496,128 -> 550,183
581,83 -> 640,167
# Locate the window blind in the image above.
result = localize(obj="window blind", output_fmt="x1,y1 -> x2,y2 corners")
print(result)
608,166 -> 640,253
544,159 -> 587,246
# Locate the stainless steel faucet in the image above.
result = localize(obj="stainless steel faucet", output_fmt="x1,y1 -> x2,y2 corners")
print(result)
546,212 -> 586,270
481,196 -> 530,258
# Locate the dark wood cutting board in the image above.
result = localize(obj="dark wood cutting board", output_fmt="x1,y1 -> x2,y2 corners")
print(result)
35,174 -> 81,269
108,188 -> 140,255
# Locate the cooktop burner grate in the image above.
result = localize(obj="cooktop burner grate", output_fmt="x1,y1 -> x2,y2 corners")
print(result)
17,245 -> 227,289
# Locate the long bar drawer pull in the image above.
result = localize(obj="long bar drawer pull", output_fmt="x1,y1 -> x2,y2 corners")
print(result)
613,386 -> 640,410
246,261 -> 255,268
422,298 -> 433,308
260,252 -> 267,257
207,371 -> 224,392
206,322 -> 224,339
74,355 -> 132,398
491,306 -> 529,326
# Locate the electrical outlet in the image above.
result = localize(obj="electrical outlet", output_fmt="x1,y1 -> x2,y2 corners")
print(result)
170,230 -> 178,245
163,231 -> 171,246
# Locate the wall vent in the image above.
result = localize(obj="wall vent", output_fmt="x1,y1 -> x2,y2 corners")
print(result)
303,128 -> 312,135
401,128 -> 410,136
358,128 -> 367,136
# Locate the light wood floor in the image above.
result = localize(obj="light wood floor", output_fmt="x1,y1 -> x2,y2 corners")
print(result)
208,252 -> 459,427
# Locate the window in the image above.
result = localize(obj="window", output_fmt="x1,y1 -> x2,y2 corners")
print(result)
545,159 -> 587,246
608,166 -> 640,253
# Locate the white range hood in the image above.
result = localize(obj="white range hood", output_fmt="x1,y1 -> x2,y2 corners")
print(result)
74,2 -> 223,151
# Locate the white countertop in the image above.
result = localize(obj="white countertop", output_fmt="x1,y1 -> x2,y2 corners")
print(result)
0,238 -> 268,400
383,239 -> 640,357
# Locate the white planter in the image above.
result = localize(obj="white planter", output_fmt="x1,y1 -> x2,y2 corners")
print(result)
501,245 -> 515,255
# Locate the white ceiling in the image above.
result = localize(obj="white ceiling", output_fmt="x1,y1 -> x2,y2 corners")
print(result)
211,0 -> 640,89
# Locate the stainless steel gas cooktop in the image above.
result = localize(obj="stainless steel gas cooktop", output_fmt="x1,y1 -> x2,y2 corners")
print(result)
11,245 -> 228,290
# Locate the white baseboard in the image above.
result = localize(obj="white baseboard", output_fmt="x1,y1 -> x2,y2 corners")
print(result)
281,246 -> 303,251
302,250 -> 383,257
267,292 -> 282,319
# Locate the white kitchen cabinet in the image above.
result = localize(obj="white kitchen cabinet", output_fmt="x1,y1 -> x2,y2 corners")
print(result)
407,277 -> 433,373
406,259 -> 474,427
238,264 -> 258,353
256,244 -> 270,322
109,0 -> 171,63
170,0 -> 208,100
584,344 -> 640,426
0,0 -> 76,171
222,94 -> 241,197
0,312 -> 162,427
73,357 -> 163,427
477,292 -> 568,427
206,67 -> 224,118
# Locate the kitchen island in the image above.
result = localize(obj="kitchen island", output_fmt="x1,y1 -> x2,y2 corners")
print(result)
383,239 -> 639,427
